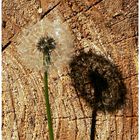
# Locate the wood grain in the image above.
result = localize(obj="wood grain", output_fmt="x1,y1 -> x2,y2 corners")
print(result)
2,0 -> 138,140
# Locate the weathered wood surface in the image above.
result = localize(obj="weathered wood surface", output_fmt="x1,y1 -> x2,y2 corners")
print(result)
2,0 -> 138,140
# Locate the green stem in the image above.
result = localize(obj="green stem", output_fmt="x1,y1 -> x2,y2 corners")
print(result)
44,70 -> 54,140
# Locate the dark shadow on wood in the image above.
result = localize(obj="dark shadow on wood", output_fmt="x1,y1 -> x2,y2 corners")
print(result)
69,50 -> 127,140
90,109 -> 97,140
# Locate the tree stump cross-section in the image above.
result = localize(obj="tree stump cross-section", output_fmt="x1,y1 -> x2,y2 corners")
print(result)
2,0 -> 138,140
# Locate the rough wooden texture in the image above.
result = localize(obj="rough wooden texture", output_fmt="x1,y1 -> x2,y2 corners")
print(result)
2,0 -> 138,140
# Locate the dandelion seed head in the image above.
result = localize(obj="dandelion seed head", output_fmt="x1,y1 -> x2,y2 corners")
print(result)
15,10 -> 74,77
37,36 -> 56,54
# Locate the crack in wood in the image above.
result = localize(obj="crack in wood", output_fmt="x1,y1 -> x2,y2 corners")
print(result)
40,1 -> 61,20
106,13 -> 138,27
65,0 -> 103,21
85,0 -> 103,12
2,41 -> 12,52
75,91 -> 88,135
6,76 -> 21,139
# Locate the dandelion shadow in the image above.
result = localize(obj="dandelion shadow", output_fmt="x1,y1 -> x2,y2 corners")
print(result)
69,50 -> 126,140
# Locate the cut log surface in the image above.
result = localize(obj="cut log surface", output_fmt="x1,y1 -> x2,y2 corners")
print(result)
2,0 -> 138,140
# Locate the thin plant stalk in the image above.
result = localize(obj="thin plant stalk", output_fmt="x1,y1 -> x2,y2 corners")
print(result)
44,55 -> 54,140
37,37 -> 56,140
